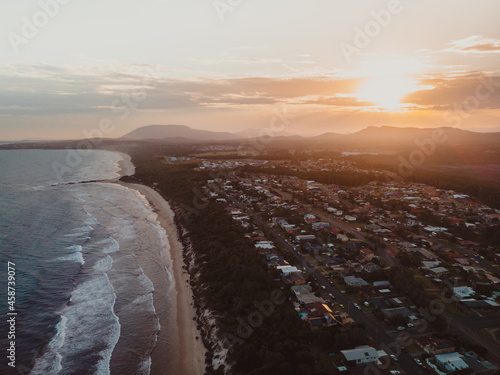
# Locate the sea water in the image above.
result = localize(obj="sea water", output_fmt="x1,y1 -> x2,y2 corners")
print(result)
0,150 -> 174,375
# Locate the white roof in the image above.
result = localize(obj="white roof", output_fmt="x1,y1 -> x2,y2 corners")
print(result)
341,346 -> 378,361
435,352 -> 468,371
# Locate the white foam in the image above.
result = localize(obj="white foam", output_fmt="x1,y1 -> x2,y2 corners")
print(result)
103,238 -> 120,254
30,315 -> 67,374
56,245 -> 84,265
137,357 -> 152,375
64,225 -> 93,238
94,255 -> 113,273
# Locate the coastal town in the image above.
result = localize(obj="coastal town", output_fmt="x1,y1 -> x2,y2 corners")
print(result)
188,152 -> 500,375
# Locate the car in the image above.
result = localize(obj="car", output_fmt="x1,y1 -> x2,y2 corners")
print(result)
390,354 -> 398,362
321,285 -> 326,289
415,359 -> 423,366
364,301 -> 370,307
328,293 -> 334,298
407,323 -> 414,328
390,371 -> 401,375
354,303 -> 361,310
397,326 -> 405,331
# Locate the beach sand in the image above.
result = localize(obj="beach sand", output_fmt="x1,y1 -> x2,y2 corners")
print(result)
115,154 -> 206,375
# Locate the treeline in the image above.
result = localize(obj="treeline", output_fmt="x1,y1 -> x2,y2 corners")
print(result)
408,169 -> 500,209
240,165 -> 380,187
349,153 -> 500,209
122,154 -> 324,375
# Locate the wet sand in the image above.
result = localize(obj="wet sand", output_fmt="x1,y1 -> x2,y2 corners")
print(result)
115,154 -> 206,375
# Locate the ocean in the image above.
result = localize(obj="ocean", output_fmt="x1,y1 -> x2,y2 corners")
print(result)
0,150 -> 176,375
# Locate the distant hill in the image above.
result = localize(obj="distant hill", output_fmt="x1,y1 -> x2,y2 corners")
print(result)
312,126 -> 500,150
121,125 -> 241,142
234,128 -> 295,138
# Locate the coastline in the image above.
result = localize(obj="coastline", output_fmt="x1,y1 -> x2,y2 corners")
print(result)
116,154 -> 206,375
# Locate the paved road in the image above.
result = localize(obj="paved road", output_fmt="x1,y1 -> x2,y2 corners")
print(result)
443,311 -> 500,366
225,195 -> 424,375
218,184 -> 500,372
452,315 -> 500,330
436,239 -> 500,277
264,184 -> 396,266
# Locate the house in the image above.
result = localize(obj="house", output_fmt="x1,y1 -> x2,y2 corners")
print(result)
312,222 -> 332,231
453,286 -> 475,300
291,285 -> 325,305
295,234 -> 316,242
422,260 -> 441,269
363,263 -> 382,273
304,214 -> 317,223
255,241 -> 275,250
373,281 -> 391,287
359,248 -> 375,261
460,299 -> 500,310
277,265 -> 300,276
415,337 -> 456,355
462,353 -> 499,374
435,352 -> 469,373
340,345 -> 379,367
344,276 -> 369,287
284,272 -> 306,286
429,267 -> 449,276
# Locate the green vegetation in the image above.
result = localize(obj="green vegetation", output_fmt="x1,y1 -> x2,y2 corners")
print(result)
122,152 -> 336,375
240,165 -> 381,187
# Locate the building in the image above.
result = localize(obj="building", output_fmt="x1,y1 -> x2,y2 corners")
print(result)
312,222 -> 332,231
435,352 -> 469,373
284,272 -> 306,286
453,286 -> 475,300
344,276 -> 369,287
340,345 -> 379,367
277,265 -> 300,276
415,337 -> 455,355
429,266 -> 449,276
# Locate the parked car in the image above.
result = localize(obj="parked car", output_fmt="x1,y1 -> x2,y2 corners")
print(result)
415,358 -> 423,366
390,371 -> 401,375
364,301 -> 370,307
354,303 -> 361,310
397,326 -> 405,331
390,354 -> 398,362
407,323 -> 414,328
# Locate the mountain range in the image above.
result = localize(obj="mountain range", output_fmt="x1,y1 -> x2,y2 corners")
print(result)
121,124 -> 500,150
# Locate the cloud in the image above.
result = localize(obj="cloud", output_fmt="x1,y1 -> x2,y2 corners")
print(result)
290,95 -> 375,107
402,72 -> 500,110
0,63 -> 363,116
446,36 -> 500,53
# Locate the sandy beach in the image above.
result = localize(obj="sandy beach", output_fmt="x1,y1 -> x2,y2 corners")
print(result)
116,154 -> 206,375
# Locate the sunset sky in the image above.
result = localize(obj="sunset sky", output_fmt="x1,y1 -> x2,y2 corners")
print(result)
1,0 -> 500,140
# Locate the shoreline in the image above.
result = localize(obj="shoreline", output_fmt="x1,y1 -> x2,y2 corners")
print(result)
116,154 -> 206,375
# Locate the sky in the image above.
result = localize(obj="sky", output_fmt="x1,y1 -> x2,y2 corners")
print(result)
1,0 -> 500,140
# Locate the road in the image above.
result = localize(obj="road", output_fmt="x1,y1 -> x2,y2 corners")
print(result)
263,184 -> 396,266
443,311 -> 500,366
436,239 -> 500,277
224,194 -> 424,375
216,182 -> 500,372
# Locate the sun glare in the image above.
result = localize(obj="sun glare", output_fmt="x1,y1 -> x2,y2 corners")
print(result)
355,56 -> 423,110
358,75 -> 417,109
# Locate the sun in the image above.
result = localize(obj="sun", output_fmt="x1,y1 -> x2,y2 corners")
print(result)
355,56 -> 423,110
358,75 -> 417,109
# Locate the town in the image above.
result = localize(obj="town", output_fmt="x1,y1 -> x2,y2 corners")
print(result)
191,151 -> 500,375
